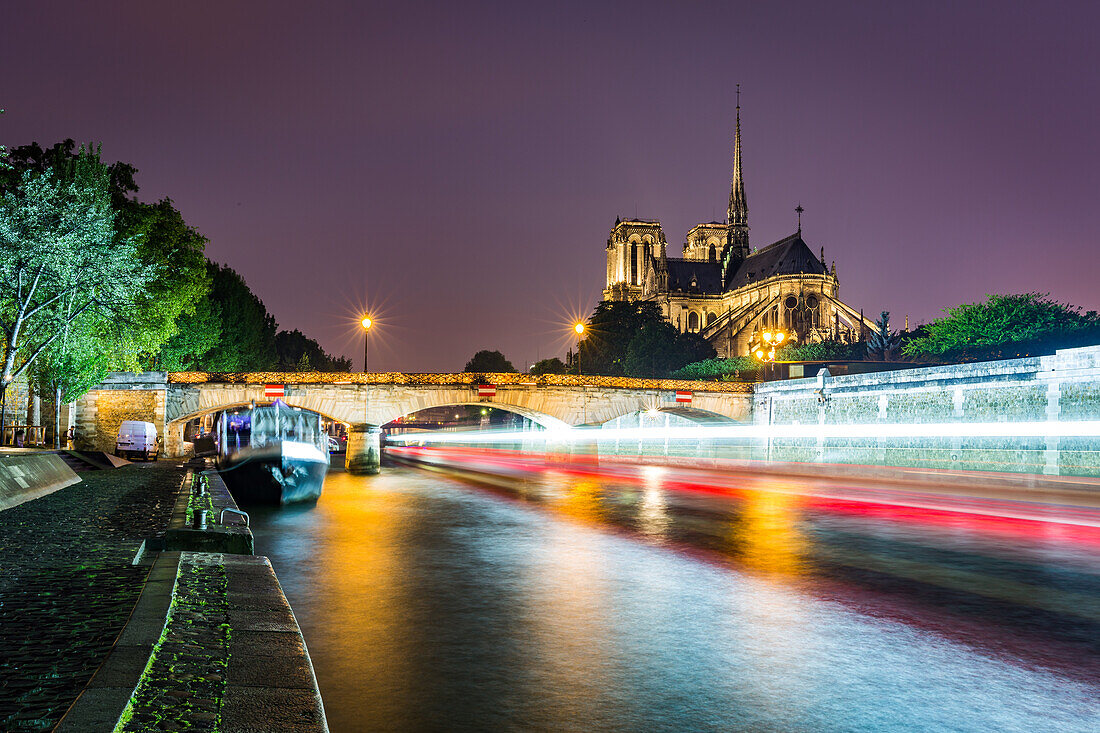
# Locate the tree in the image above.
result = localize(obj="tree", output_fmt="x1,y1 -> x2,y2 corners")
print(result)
577,301 -> 660,375
671,356 -> 759,381
902,293 -> 1100,362
33,310 -> 122,447
0,139 -> 140,206
463,350 -> 516,373
677,331 -> 718,369
776,338 -> 867,361
623,321 -> 683,377
577,300 -> 717,377
275,329 -> 351,372
0,150 -> 153,433
199,262 -> 278,371
3,140 -> 215,370
866,311 -> 903,361
124,199 -> 213,367
530,357 -> 568,375
156,297 -> 222,371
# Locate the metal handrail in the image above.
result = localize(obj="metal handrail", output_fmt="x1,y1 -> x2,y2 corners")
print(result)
219,507 -> 250,527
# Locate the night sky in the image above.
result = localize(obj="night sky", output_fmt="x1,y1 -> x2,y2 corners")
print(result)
4,1 -> 1098,371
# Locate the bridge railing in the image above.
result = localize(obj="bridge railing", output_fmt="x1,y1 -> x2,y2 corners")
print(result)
166,372 -> 755,393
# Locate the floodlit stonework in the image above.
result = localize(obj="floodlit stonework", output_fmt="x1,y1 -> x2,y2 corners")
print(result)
74,372 -> 754,459
603,101 -> 876,357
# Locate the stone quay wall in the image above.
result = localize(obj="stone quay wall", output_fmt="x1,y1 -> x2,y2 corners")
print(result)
74,373 -> 168,453
753,345 -> 1100,476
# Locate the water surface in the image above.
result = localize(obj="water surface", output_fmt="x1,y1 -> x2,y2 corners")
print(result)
249,464 -> 1100,732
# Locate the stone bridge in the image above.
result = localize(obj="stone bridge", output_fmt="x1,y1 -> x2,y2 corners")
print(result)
74,371 -> 754,472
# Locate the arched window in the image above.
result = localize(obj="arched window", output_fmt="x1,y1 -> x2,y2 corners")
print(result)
688,311 -> 700,332
706,311 -> 717,328
630,243 -> 638,284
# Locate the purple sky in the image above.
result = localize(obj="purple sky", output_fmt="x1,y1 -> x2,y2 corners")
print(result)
4,1 -> 1098,371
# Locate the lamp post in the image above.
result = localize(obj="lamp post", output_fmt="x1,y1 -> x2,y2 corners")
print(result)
361,316 -> 372,373
751,328 -> 790,381
574,322 -> 585,376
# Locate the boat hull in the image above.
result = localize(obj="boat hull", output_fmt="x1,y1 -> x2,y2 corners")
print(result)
218,441 -> 328,505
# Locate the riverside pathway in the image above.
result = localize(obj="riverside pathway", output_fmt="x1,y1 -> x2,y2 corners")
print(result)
0,463 -> 182,731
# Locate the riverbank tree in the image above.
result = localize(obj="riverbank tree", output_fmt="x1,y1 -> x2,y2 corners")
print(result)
576,301 -> 716,377
902,293 -> 1100,362
0,147 -> 153,432
464,350 -> 516,373
2,140 -> 214,371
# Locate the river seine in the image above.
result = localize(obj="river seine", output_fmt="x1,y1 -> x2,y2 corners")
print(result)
247,462 -> 1100,732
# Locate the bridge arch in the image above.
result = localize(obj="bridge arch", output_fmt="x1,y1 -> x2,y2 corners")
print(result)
600,405 -> 740,428
164,398 -> 347,459
379,401 -> 571,430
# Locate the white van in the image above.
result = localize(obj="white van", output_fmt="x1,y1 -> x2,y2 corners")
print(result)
115,421 -> 160,461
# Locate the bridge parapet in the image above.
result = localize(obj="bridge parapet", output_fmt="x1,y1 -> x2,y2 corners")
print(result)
166,371 -> 754,393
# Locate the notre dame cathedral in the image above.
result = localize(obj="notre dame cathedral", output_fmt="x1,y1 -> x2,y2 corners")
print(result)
603,100 -> 875,358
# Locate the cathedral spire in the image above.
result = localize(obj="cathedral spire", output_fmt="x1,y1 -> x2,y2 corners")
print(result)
728,85 -> 748,229
723,85 -> 750,276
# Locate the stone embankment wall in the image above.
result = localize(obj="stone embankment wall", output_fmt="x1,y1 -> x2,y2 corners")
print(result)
754,345 -> 1100,476
74,373 -> 168,453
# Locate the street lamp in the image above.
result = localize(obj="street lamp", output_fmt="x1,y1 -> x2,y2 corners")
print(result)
573,322 -> 585,376
751,328 -> 791,380
361,316 -> 372,373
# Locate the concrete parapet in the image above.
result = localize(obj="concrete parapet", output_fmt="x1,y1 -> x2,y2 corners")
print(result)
0,450 -> 81,511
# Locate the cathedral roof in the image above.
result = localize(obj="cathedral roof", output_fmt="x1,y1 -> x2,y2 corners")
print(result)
613,218 -> 662,228
726,232 -> 828,289
663,259 -> 724,293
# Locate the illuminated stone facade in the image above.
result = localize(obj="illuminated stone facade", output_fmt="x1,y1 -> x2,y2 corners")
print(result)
74,372 -> 754,459
603,104 -> 875,357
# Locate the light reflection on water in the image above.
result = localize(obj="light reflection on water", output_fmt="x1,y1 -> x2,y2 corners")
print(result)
248,465 -> 1100,732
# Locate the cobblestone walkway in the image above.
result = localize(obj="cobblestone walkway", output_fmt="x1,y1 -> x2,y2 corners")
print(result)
0,464 -> 183,731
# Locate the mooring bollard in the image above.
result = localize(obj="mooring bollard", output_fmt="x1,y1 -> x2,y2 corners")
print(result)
192,508 -> 208,530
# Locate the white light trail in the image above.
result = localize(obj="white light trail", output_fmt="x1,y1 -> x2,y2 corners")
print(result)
386,420 -> 1100,445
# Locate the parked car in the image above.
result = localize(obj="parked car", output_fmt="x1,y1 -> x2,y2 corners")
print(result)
115,420 -> 160,461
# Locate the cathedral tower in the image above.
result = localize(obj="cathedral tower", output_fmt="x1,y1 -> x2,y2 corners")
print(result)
603,218 -> 667,301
